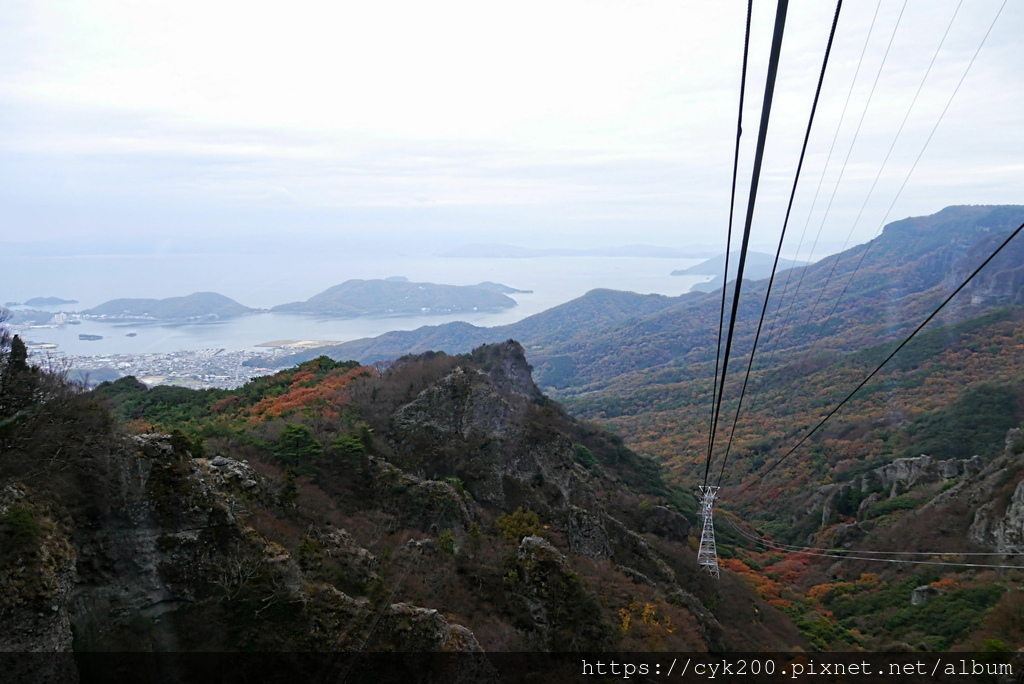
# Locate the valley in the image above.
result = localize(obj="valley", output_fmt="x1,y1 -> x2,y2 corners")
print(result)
2,206 -> 1023,659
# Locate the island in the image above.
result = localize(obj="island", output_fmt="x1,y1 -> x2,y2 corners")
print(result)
673,251 -> 811,292
24,296 -> 79,307
271,279 -> 521,317
82,292 -> 254,321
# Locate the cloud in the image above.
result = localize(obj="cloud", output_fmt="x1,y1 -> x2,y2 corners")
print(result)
0,0 -> 1020,251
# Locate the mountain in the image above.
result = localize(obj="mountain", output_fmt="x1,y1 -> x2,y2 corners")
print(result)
268,206 -> 1024,382
5,204 -> 1024,656
271,279 -> 518,317
0,337 -> 807,661
474,281 -> 533,294
83,291 -> 253,320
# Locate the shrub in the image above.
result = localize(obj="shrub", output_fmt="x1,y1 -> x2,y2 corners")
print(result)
573,444 -> 597,469
2,505 -> 39,546
494,507 -> 542,543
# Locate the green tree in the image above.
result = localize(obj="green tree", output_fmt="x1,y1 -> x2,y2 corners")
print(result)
438,529 -> 455,555
279,468 -> 299,507
1,333 -> 37,420
275,423 -> 322,475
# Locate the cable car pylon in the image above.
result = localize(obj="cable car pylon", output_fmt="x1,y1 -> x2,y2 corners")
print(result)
697,485 -> 721,579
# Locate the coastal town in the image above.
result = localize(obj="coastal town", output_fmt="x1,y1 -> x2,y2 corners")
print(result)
26,343 -> 327,390
6,307 -> 343,389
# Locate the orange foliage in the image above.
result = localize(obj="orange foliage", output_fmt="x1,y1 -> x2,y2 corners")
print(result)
248,366 -> 368,421
125,418 -> 154,434
289,370 -> 316,387
721,557 -> 753,574
855,573 -> 881,589
929,577 -> 961,592
806,584 -> 836,602
769,557 -> 811,584
210,395 -> 242,414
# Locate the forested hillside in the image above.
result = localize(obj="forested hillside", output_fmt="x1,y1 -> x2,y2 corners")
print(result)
1,328 -> 807,655
255,205 -> 1024,650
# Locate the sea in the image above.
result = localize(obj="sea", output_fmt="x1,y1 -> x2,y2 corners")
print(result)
2,253 -> 711,356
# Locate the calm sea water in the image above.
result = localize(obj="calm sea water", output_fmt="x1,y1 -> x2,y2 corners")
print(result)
3,253 -> 710,355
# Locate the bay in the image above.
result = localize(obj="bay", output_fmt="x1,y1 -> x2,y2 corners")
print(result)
3,253 -> 711,355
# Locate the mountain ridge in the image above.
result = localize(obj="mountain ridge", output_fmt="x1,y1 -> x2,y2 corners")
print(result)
83,291 -> 254,320
271,278 -> 519,317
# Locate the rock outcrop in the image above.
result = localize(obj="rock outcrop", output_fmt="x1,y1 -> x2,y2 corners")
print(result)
386,342 -> 678,582
965,430 -> 1024,554
802,429 -> 1024,559
0,434 -> 479,656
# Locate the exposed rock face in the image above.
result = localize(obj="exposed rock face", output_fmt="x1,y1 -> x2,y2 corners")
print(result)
966,431 -> 1024,554
70,436 -> 298,650
0,434 -> 479,656
387,343 -> 678,578
911,585 -> 941,605
639,505 -> 692,542
0,485 -> 77,653
669,589 -> 726,651
367,456 -> 474,532
970,480 -> 1024,553
808,453 -> 985,526
873,454 -> 983,496
800,430 -> 1024,561
502,536 -> 613,650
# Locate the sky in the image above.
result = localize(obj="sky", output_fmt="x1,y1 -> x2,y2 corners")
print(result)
1,0 -> 1021,258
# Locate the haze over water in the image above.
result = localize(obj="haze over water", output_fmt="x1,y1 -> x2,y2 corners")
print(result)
5,253 -> 710,356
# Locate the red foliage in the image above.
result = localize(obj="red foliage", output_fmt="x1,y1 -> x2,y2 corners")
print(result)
248,366 -> 368,421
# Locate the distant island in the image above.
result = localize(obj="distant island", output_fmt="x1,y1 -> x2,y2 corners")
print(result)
440,243 -> 713,259
272,279 -> 521,317
673,251 -> 811,292
24,296 -> 79,307
83,292 -> 254,321
474,281 -> 533,294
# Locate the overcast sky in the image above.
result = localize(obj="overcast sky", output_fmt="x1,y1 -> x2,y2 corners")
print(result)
1,0 -> 1021,256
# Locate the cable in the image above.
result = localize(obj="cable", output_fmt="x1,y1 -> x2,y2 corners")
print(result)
704,0 -> 790,487
789,1 -> 909,345
791,0 -> 968,368
726,517 -> 1024,557
717,0 -> 844,487
799,0 -> 1008,360
743,219 -> 1024,490
757,0 -> 884,370
707,0 -> 755,466
739,0 -> 1009,447
726,518 -> 1024,570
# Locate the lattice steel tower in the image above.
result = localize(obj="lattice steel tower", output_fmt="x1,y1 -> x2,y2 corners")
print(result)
697,485 -> 720,579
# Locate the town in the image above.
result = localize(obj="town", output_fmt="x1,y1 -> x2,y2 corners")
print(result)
29,347 -> 293,390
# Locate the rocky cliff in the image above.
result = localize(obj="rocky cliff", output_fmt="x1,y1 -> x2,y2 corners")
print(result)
0,433 -> 479,655
2,340 -> 808,660
801,428 -> 1024,556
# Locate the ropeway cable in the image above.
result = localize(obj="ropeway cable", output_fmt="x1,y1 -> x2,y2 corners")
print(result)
726,518 -> 1024,570
786,0 -> 1008,369
707,0 -> 754,471
754,0 -> 883,375
717,0 -> 844,487
704,0 -> 790,487
743,219 -> 1024,490
726,516 -> 1024,557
